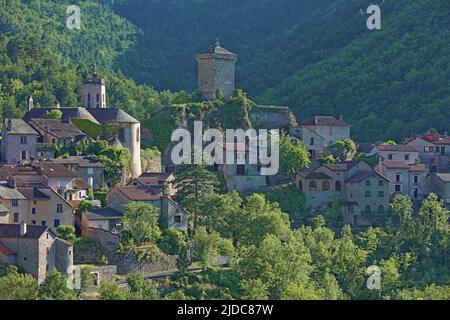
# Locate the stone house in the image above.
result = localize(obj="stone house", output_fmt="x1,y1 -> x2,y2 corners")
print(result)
1,118 -> 39,164
219,142 -> 268,193
375,160 -> 428,201
82,207 -> 122,233
51,156 -> 104,191
296,161 -> 391,228
405,133 -> 450,173
290,126 -> 326,160
18,187 -> 76,228
430,173 -> 450,208
300,116 -> 351,145
369,144 -> 419,165
0,184 -> 28,224
0,222 -> 73,283
106,185 -> 187,231
127,172 -> 176,197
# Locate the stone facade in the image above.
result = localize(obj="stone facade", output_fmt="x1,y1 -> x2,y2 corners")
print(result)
296,161 -> 391,228
1,119 -> 39,164
0,224 -> 73,283
197,41 -> 238,100
405,134 -> 450,173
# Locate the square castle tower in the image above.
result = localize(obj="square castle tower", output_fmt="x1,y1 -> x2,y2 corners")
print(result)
196,40 -> 238,100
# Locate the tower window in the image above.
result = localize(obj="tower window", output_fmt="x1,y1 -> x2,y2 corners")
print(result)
96,94 -> 100,102
136,127 -> 140,142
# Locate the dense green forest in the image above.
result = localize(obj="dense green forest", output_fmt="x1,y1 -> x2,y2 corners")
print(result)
2,0 -> 450,142
110,0 -> 450,142
0,0 -> 194,120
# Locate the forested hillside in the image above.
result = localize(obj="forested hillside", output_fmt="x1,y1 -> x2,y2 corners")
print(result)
111,0 -> 450,142
2,0 -> 450,142
0,0 -> 193,120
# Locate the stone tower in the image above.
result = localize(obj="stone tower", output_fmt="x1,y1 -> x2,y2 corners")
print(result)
82,64 -> 107,108
196,39 -> 238,100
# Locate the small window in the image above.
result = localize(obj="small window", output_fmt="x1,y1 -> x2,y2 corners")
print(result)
405,154 -> 410,161
436,147 -> 440,153
322,181 -> 330,191
20,136 -> 27,144
13,212 -> 19,223
378,180 -> 384,187
54,219 -> 60,228
335,181 -> 342,191
396,174 -> 401,182
174,215 -> 182,224
87,168 -> 94,175
364,205 -> 371,214
136,127 -> 140,143
395,185 -> 401,192
309,181 -> 317,192
388,154 -> 393,160
414,175 -> 419,184
57,204 -> 63,213
310,137 -> 315,146
12,199 -> 18,207
32,208 -> 36,214
365,191 -> 371,198
31,220 -> 36,225
365,180 -> 371,187
41,221 -> 46,226
378,191 -> 384,197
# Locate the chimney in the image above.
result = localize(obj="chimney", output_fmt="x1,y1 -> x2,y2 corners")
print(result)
20,222 -> 27,236
52,100 -> 60,109
339,115 -> 344,121
28,96 -> 34,111
7,176 -> 16,189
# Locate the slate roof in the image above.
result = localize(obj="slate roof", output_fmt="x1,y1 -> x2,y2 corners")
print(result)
29,119 -> 87,141
434,173 -> 450,183
88,108 -> 139,124
380,161 -> 427,172
115,185 -> 161,201
346,171 -> 376,182
323,161 -> 359,172
41,163 -> 78,178
0,185 -> 27,200
200,41 -> 237,57
85,207 -> 122,221
0,224 -> 48,239
17,187 -> 51,200
304,172 -> 332,180
301,116 -> 350,127
23,107 -> 100,125
380,161 -> 411,169
129,173 -> 173,187
373,144 -> 417,152
52,156 -> 103,168
4,118 -> 38,135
